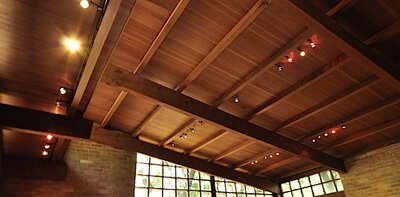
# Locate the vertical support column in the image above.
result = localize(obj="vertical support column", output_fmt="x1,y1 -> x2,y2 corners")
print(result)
210,176 -> 217,197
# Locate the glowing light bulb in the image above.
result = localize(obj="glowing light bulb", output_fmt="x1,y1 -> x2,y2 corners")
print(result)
275,152 -> 280,156
251,162 -> 255,165
63,37 -> 81,52
286,56 -> 293,63
59,87 -> 67,95
80,0 -> 90,8
324,133 -> 329,137
318,135 -> 322,139
269,155 -> 273,158
47,134 -> 53,140
307,39 -> 316,48
254,160 -> 258,164
44,144 -> 50,149
341,125 -> 346,129
312,138 -> 316,143
190,128 -> 195,133
42,150 -> 49,156
297,47 -> 306,57
276,64 -> 283,72
331,129 -> 337,134
232,96 -> 239,103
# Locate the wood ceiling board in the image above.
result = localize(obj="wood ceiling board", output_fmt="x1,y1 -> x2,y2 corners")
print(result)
371,35 -> 400,65
218,142 -> 270,164
107,94 -> 158,133
265,160 -> 312,178
83,83 -> 121,123
261,101 -> 305,124
277,126 -> 308,140
369,80 -> 400,98
2,129 -> 47,158
196,133 -> 248,157
359,106 -> 400,126
338,61 -> 375,82
140,107 -> 191,141
249,114 -> 283,131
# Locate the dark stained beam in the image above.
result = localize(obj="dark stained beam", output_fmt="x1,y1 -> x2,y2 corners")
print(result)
175,0 -> 271,92
299,94 -> 400,142
186,130 -> 229,154
51,138 -> 71,163
101,65 -> 346,172
246,55 -> 350,120
320,117 -> 400,151
0,130 -> 3,180
289,0 -> 400,82
274,75 -> 379,131
364,18 -> 400,46
0,104 -> 93,139
326,0 -> 360,18
255,157 -> 300,175
91,126 -> 279,193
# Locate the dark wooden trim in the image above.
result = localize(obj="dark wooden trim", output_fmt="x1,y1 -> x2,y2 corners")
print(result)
364,18 -> 400,46
0,129 -> 3,180
52,139 -> 71,163
0,104 -> 93,139
326,0 -> 360,18
91,126 -> 279,193
101,65 -> 346,172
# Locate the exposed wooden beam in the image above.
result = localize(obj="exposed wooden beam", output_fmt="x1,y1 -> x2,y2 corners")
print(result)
274,75 -> 379,131
274,164 -> 319,181
212,29 -> 313,106
175,0 -> 270,92
320,117 -> 400,150
299,94 -> 400,141
100,90 -> 128,127
364,18 -> 400,46
0,129 -> 3,180
69,0 -> 123,114
51,138 -> 71,163
134,0 -> 190,74
246,54 -> 351,120
233,149 -> 276,169
210,140 -> 255,162
289,0 -> 400,83
132,105 -> 163,137
186,130 -> 229,154
91,126 -> 279,193
101,65 -> 346,172
255,157 -> 300,175
326,0 -> 360,18
0,104 -> 92,139
160,119 -> 196,146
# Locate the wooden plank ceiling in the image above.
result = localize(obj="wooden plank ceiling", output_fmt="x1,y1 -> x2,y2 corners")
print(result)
82,0 -> 400,181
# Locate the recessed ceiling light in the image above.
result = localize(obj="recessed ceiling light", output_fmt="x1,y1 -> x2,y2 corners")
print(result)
80,0 -> 90,8
59,87 -> 67,95
46,134 -> 53,140
63,37 -> 80,52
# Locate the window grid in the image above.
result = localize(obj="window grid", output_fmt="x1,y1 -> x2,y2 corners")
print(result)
215,177 -> 273,197
281,170 -> 344,197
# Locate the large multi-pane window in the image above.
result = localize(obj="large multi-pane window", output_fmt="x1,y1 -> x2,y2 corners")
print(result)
214,176 -> 273,197
135,153 -> 274,197
280,170 -> 344,197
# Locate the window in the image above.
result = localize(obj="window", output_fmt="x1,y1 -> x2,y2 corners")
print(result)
280,170 -> 344,197
214,176 -> 273,197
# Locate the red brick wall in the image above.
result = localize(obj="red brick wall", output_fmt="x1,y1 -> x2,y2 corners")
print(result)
0,140 -> 136,197
340,142 -> 400,197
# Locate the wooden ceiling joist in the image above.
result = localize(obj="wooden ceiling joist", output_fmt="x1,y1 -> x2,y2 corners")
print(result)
134,0 -> 190,74
101,65 -> 346,171
246,54 -> 351,120
320,117 -> 400,150
175,0 -> 270,92
0,104 -> 93,139
186,130 -> 229,154
274,75 -> 379,131
91,126 -> 279,193
299,94 -> 400,142
132,105 -> 163,137
255,157 -> 300,175
210,140 -> 255,162
233,149 -> 276,169
212,29 -> 313,106
364,18 -> 400,46
160,118 -> 196,146
326,0 -> 360,18
100,90 -> 127,127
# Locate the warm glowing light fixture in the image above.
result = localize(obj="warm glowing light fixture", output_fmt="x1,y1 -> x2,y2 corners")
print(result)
42,150 -> 49,156
80,0 -> 90,8
232,96 -> 239,103
63,37 -> 81,52
44,144 -> 51,149
46,134 -> 53,140
59,87 -> 67,95
286,56 -> 293,63
331,129 -> 337,134
275,152 -> 280,156
297,47 -> 306,57
341,125 -> 346,129
307,39 -> 316,48
275,64 -> 283,72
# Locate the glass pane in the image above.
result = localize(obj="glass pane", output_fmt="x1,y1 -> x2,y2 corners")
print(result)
150,157 -> 163,164
226,182 -> 236,192
292,190 -> 302,197
201,180 -> 211,191
290,180 -> 301,190
177,168 -> 188,178
299,177 -> 310,187
323,182 -> 337,194
283,193 -> 292,197
216,193 -> 226,197
149,189 -> 162,197
188,170 -> 199,179
164,166 -> 175,177
247,195 -> 255,197
164,190 -> 176,197
236,183 -> 246,193
164,177 -> 176,189
189,191 -> 200,197
189,180 -> 200,190
177,178 -> 188,189
135,188 -> 148,197
331,170 -> 341,179
302,187 -> 313,197
136,163 -> 149,175
215,176 -> 225,181
238,194 -> 246,197
227,193 -> 236,197
335,180 -> 344,191
137,154 -> 150,163
216,181 -> 225,192
177,190 -> 188,197
202,192 -> 212,197
320,171 -> 333,182
246,185 -> 255,193
200,172 -> 210,180
312,185 -> 324,196
135,175 -> 148,187
149,177 -> 162,188
255,188 -> 264,194
309,174 -> 321,185
256,195 -> 264,197
281,182 -> 291,192
149,165 -> 162,176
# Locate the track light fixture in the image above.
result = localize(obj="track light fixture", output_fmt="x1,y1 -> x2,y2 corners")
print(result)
44,144 -> 51,149
80,0 -> 103,11
297,47 -> 306,57
307,39 -> 316,48
189,128 -> 195,133
232,96 -> 239,103
286,56 -> 293,63
46,134 -> 53,140
42,150 -> 49,156
275,64 -> 283,72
